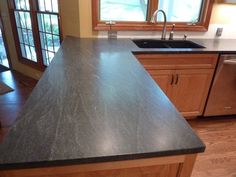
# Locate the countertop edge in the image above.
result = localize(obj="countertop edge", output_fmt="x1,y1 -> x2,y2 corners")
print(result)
0,146 -> 205,170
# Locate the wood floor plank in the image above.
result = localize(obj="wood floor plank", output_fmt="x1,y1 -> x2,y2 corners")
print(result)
0,70 -> 37,129
189,117 -> 236,177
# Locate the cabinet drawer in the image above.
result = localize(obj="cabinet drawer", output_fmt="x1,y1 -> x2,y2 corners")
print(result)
135,54 -> 218,70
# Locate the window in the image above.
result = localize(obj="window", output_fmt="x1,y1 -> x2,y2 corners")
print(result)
8,0 -> 62,69
100,0 -> 148,22
157,0 -> 203,23
92,0 -> 214,31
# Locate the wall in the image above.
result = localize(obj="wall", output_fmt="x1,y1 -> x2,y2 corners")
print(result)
78,0 -> 98,37
97,3 -> 236,39
60,0 -> 80,38
209,3 -> 236,38
60,0 -> 97,38
70,1 -> 236,38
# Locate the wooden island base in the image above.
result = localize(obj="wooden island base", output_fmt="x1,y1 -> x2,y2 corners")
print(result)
0,154 -> 197,177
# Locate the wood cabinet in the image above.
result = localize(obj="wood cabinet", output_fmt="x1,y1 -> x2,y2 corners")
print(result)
171,69 -> 214,117
147,69 -> 173,98
0,154 -> 198,177
135,54 -> 218,118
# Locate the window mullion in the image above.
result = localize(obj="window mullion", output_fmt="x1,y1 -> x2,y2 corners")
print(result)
148,0 -> 158,22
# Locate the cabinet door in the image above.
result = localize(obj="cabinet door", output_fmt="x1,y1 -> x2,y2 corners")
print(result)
171,69 -> 214,117
147,70 -> 174,99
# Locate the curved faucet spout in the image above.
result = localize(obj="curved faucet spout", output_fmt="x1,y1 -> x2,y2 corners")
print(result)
150,10 -> 167,40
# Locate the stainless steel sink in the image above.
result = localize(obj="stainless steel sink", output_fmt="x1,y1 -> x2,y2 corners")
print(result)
133,39 -> 205,49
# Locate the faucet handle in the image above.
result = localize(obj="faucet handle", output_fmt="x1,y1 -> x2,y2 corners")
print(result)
150,16 -> 156,24
105,21 -> 116,30
105,21 -> 116,26
169,24 -> 175,40
171,24 -> 175,31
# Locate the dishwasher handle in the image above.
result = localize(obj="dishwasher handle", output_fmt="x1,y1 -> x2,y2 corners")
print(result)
223,59 -> 236,65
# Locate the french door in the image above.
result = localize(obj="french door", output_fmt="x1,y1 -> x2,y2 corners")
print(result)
8,0 -> 62,70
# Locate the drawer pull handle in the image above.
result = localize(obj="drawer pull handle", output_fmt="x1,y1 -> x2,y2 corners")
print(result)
175,74 -> 179,85
224,59 -> 236,65
171,74 -> 174,85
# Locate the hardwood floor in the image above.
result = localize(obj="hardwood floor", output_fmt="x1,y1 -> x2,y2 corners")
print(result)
189,116 -> 236,177
0,70 -> 37,141
0,71 -> 236,177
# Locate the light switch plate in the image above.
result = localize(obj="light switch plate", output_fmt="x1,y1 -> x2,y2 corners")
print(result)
216,28 -> 223,37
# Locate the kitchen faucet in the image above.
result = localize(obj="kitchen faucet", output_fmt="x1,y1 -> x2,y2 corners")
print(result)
150,10 -> 167,40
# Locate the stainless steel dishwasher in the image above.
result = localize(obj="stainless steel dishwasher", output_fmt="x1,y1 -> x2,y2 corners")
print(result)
204,54 -> 236,116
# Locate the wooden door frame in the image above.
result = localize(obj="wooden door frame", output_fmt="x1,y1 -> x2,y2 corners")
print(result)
0,12 -> 12,69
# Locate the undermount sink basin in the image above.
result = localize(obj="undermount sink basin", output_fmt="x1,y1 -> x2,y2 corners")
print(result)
133,39 -> 205,49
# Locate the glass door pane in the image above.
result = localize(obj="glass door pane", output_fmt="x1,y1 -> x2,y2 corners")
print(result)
38,0 -> 59,13
14,0 -> 37,62
0,28 -> 9,68
100,0 -> 148,22
37,0 -> 60,66
157,0 -> 203,23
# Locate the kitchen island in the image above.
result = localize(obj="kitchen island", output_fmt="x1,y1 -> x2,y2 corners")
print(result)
0,37 -> 208,177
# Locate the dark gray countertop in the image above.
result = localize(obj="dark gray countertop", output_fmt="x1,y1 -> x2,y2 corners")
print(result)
2,37 -> 235,170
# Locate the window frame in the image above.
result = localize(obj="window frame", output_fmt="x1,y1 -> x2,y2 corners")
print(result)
8,0 -> 62,71
92,0 -> 214,32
